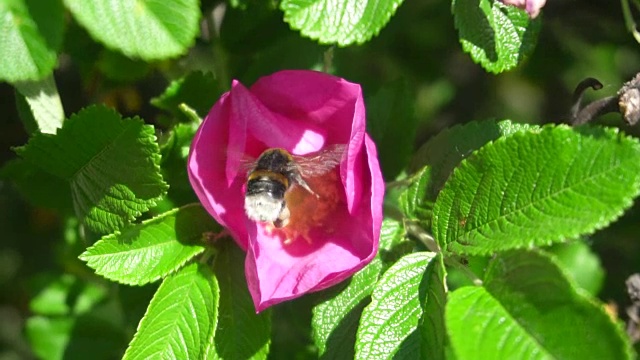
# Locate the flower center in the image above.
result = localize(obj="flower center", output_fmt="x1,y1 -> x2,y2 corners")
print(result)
268,170 -> 343,244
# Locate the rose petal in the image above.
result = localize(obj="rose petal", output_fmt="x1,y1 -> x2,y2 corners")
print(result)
188,70 -> 384,311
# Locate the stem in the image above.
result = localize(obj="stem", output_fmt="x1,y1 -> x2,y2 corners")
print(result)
383,203 -> 405,223
444,256 -> 483,286
207,3 -> 231,88
404,220 -> 439,252
323,47 -> 335,73
386,169 -> 426,189
386,178 -> 412,189
570,77 -> 603,118
391,209 -> 483,286
212,40 -> 231,89
571,96 -> 619,125
199,248 -> 218,266
621,0 -> 640,43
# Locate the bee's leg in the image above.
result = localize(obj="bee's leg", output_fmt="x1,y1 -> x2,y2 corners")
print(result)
292,172 -> 318,197
274,203 -> 290,228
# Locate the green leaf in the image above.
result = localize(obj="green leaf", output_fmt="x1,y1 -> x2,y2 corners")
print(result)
0,0 -> 64,82
63,0 -> 200,60
366,80 -> 417,180
399,166 -> 433,223
26,289 -> 128,360
547,240 -> 605,296
446,250 -> 633,360
452,0 -> 541,73
446,255 -> 490,289
25,316 -> 75,360
311,218 -> 409,359
210,240 -> 271,360
16,105 -> 169,233
29,275 -> 75,316
80,204 -> 216,285
151,72 -> 221,121
29,274 -> 107,317
433,125 -> 640,255
377,218 -> 413,267
313,259 -> 383,359
159,122 -> 200,204
355,252 -> 437,359
14,75 -> 64,134
281,0 -> 405,46
410,119 -> 535,201
419,253 -> 446,360
402,120 -> 533,225
26,314 -> 127,360
123,262 -> 219,360
15,86 -> 39,135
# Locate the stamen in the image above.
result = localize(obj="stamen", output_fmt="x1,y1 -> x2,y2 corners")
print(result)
267,170 -> 343,244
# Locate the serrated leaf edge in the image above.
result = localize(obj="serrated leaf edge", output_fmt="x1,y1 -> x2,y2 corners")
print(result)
79,204 -> 207,286
355,251 -> 436,358
281,0 -> 405,46
434,125 -> 640,255
451,0 -> 535,74
122,262 -> 217,360
51,105 -> 168,231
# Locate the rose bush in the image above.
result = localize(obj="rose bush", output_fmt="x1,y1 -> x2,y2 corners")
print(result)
188,70 -> 384,311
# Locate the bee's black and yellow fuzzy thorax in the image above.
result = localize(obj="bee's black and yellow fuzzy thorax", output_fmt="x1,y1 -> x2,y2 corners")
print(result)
247,149 -> 295,191
253,148 -> 293,173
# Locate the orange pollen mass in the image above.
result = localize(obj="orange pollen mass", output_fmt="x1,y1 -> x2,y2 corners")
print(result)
268,170 -> 343,244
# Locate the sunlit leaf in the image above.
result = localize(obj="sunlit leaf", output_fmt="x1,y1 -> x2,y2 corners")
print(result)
0,0 -> 64,82
151,71 -> 221,121
433,125 -> 640,255
446,250 -> 633,359
63,0 -> 200,59
547,240 -> 605,296
312,218 -> 410,359
14,75 -> 64,134
281,0 -> 405,46
210,240 -> 271,360
419,253 -> 446,360
123,262 -> 218,360
452,0 -> 541,73
17,105 -> 168,233
80,205 -> 216,285
355,252 -> 437,359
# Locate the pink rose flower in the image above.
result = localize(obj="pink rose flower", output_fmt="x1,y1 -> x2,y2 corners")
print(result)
501,0 -> 546,18
187,70 -> 384,312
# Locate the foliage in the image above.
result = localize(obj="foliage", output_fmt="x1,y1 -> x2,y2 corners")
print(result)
2,0 -> 640,359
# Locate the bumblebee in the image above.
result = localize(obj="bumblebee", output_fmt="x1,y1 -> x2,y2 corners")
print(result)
244,144 -> 346,228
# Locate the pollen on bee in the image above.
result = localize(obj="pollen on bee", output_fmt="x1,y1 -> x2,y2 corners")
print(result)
268,170 -> 343,245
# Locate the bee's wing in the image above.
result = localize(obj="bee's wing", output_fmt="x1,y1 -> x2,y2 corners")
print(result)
291,144 -> 347,178
234,148 -> 258,176
238,153 -> 257,176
